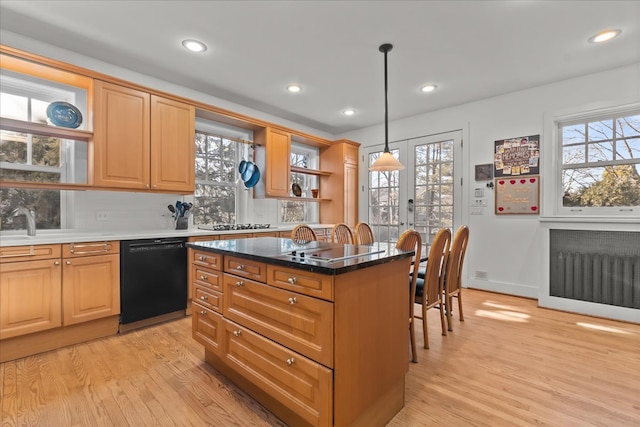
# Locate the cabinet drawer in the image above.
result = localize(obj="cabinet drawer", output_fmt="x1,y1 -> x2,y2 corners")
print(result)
224,256 -> 266,282
62,241 -> 119,258
191,249 -> 222,271
192,302 -> 223,356
223,274 -> 334,368
193,285 -> 222,313
223,319 -> 332,427
267,265 -> 333,301
192,265 -> 222,292
0,244 -> 61,263
189,235 -> 219,243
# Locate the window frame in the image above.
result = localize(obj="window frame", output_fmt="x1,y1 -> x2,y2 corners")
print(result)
542,101 -> 640,220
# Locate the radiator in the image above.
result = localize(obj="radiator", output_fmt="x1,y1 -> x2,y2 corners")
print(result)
550,230 -> 640,310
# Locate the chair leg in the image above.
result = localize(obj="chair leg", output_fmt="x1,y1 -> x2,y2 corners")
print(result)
422,303 -> 429,349
458,291 -> 464,322
446,294 -> 454,332
409,319 -> 418,363
439,302 -> 447,336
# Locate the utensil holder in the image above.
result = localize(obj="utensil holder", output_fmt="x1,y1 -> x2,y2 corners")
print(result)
175,217 -> 188,230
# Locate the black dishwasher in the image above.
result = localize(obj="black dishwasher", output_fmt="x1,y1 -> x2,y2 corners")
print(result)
120,237 -> 187,327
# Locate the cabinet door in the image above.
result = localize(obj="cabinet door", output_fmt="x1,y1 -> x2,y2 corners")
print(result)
150,95 -> 195,192
265,128 -> 291,197
62,253 -> 120,325
192,302 -> 223,356
0,259 -> 62,339
93,80 -> 150,189
344,162 -> 358,228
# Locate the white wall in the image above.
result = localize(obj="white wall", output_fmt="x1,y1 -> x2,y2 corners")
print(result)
339,63 -> 640,322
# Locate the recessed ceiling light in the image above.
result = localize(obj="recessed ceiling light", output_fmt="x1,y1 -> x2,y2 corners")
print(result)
182,39 -> 207,52
588,29 -> 622,44
287,84 -> 302,93
420,84 -> 437,93
342,108 -> 356,116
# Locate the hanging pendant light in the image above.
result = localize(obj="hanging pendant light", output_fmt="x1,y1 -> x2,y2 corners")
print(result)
370,43 -> 405,171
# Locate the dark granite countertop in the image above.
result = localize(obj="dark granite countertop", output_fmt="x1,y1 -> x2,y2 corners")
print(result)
187,237 -> 414,275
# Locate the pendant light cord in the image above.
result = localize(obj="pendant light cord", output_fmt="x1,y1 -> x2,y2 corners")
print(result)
379,43 -> 393,153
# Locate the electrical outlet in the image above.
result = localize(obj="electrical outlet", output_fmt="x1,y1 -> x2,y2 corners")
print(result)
96,210 -> 110,222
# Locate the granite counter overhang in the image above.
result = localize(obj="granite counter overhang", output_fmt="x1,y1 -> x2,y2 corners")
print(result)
187,237 -> 414,275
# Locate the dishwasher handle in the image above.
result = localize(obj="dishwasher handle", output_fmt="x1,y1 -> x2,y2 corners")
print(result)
126,239 -> 186,253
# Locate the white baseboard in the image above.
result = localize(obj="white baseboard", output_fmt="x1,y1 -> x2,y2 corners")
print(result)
538,295 -> 640,324
466,278 -> 538,299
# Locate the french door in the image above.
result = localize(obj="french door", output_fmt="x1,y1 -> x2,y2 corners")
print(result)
360,130 -> 462,249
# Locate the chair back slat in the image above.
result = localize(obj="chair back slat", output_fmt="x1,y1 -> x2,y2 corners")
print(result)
291,224 -> 318,243
445,225 -> 469,294
354,222 -> 375,245
396,230 -> 422,308
331,223 -> 354,244
423,228 -> 452,308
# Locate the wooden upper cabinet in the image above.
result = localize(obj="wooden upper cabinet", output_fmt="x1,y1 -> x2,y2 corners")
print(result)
92,80 -> 195,193
254,127 -> 291,198
150,95 -> 195,192
93,80 -> 151,190
320,140 -> 360,226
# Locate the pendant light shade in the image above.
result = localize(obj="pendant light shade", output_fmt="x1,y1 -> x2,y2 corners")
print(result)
370,43 -> 405,171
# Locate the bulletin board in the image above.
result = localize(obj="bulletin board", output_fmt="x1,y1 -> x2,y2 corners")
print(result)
495,175 -> 540,215
494,134 -> 540,177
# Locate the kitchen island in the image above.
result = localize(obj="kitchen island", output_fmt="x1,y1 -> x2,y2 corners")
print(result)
187,237 -> 413,427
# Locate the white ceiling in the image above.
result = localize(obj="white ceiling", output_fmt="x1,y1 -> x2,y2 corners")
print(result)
1,1 -> 639,135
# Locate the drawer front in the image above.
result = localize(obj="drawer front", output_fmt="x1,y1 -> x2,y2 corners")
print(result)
193,285 -> 222,313
0,244 -> 61,263
62,241 -> 119,258
192,302 -> 223,356
223,274 -> 334,368
189,235 -> 219,242
267,265 -> 333,301
224,256 -> 266,282
192,265 -> 222,292
191,249 -> 222,271
223,319 -> 332,427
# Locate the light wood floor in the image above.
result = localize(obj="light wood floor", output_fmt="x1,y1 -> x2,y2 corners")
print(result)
1,289 -> 639,426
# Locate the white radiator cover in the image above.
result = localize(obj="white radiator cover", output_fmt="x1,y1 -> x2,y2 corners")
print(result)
549,230 -> 640,310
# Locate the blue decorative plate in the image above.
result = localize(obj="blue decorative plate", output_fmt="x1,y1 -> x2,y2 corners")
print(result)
47,101 -> 83,128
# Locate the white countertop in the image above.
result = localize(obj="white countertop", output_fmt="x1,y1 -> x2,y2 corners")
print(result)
0,224 -> 335,247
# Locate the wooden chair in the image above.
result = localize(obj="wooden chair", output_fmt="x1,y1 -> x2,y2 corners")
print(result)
354,222 -> 375,245
290,224 -> 318,243
396,229 -> 422,363
414,228 -> 451,350
443,225 -> 470,331
330,223 -> 354,244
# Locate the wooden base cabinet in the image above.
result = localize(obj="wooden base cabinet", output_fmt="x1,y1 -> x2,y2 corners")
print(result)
191,248 -> 410,427
0,254 -> 62,340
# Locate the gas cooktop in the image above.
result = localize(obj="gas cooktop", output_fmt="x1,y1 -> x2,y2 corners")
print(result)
198,224 -> 272,231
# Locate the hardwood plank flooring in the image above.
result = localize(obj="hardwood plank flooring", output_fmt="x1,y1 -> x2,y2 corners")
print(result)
1,289 -> 639,426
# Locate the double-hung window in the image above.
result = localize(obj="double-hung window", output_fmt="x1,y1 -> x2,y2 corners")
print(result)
558,108 -> 639,216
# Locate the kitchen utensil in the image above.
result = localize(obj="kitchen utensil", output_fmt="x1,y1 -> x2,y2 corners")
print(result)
238,160 -> 248,175
244,164 -> 261,188
46,101 -> 83,128
176,201 -> 183,217
168,205 -> 176,214
240,161 -> 257,182
291,183 -> 302,197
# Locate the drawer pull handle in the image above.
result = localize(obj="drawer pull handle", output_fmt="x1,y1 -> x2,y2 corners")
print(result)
198,256 -> 205,261
200,295 -> 208,301
236,264 -> 245,270
286,358 -> 295,367
66,261 -> 72,265
233,330 -> 242,337
236,281 -> 244,287
200,275 -> 208,281
200,310 -> 207,316
54,261 -> 60,265
287,277 -> 297,285
288,297 -> 297,305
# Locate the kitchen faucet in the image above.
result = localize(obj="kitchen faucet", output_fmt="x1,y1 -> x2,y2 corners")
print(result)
11,207 -> 36,236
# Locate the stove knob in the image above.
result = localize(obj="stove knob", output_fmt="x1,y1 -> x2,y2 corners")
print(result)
291,250 -> 297,256
300,252 -> 305,258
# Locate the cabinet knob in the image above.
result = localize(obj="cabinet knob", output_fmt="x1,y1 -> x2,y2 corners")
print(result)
233,330 -> 242,337
66,261 -> 72,265
198,256 -> 205,261
288,297 -> 297,305
54,261 -> 60,266
200,275 -> 207,281
286,357 -> 295,367
200,310 -> 207,316
236,264 -> 245,270
200,295 -> 208,301
287,277 -> 297,285
235,281 -> 244,287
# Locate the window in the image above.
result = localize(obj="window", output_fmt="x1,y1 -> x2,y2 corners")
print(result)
193,130 -> 238,225
280,143 -> 319,223
559,110 -> 640,214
